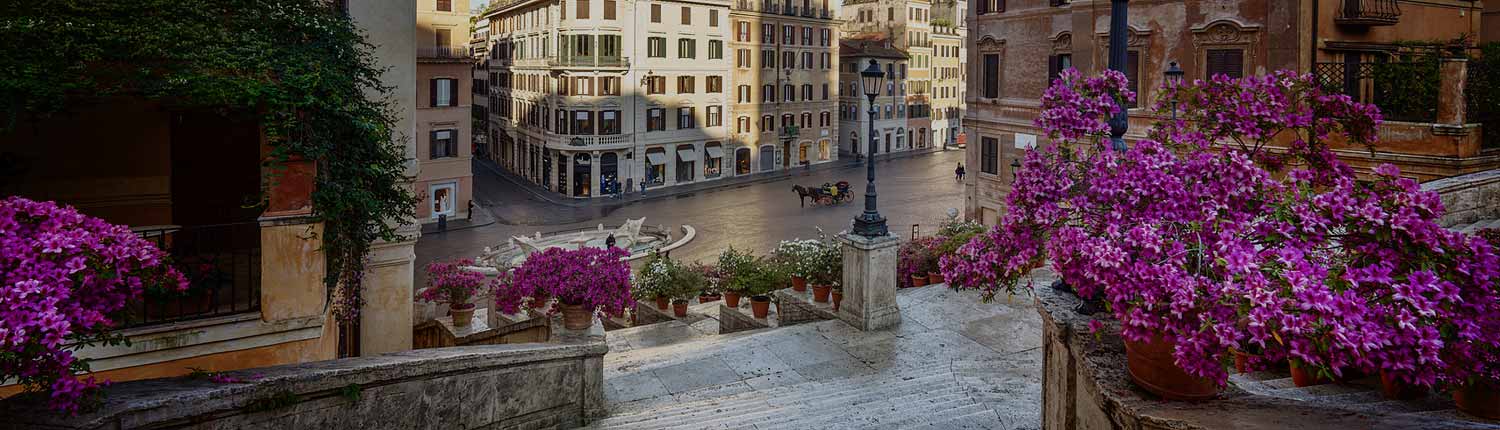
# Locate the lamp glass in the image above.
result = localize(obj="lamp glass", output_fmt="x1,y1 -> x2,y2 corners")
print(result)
860,59 -> 884,98
1164,61 -> 1184,85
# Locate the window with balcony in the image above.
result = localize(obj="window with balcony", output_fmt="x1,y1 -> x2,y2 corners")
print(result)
648,37 -> 666,58
707,106 -> 723,127
431,129 -> 457,158
573,110 -> 595,134
600,110 -> 621,134
707,76 -> 723,93
648,108 -> 666,131
436,29 -> 451,47
709,40 -> 724,59
678,76 -> 695,93
679,38 -> 696,59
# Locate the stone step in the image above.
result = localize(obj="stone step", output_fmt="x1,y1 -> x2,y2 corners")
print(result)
647,370 -> 963,430
816,392 -> 980,430
907,407 -> 1007,429
737,386 -> 973,430
865,401 -> 996,430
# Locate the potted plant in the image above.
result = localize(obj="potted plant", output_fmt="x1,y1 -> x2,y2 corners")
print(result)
634,252 -> 673,311
717,246 -> 756,308
774,239 -> 819,292
735,257 -> 791,319
420,259 -> 489,327
929,219 -> 982,285
665,261 -> 705,318
694,263 -> 723,303
899,237 -> 937,288
496,247 -> 633,331
807,234 -> 841,303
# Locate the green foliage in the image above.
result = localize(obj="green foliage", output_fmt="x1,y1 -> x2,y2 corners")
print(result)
934,219 -> 986,257
0,0 -> 417,318
1370,57 -> 1440,122
1470,43 -> 1500,150
735,258 -> 792,297
716,247 -> 757,293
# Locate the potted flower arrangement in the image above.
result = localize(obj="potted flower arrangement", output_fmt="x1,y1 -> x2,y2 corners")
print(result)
898,237 -> 939,288
717,246 -> 756,308
634,252 -> 673,311
731,258 -> 791,319
694,263 -> 723,303
665,261 -> 705,318
807,233 -> 842,303
420,259 -> 489,327
496,247 -> 633,331
942,70 -> 1499,407
929,219 -> 983,285
774,239 -> 820,292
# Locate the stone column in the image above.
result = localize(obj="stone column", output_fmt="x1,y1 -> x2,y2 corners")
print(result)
591,150 -> 602,197
1437,57 -> 1469,126
838,232 -> 901,331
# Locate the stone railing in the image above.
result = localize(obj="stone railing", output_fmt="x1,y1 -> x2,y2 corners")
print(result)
0,340 -> 608,429
1422,168 -> 1500,228
1035,285 -> 1494,430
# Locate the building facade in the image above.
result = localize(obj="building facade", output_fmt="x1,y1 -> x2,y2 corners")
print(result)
929,0 -> 965,149
728,0 -> 842,173
841,0 -> 966,155
963,0 -> 1494,226
838,36 -> 910,157
418,0 -> 476,224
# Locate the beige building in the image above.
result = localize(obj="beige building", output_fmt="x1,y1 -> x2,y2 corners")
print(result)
838,34 -> 910,156
929,4 -> 964,148
841,0 -> 964,155
728,0 -> 843,171
418,0 -> 476,223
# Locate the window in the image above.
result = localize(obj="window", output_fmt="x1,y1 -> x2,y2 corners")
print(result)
738,85 -> 751,102
802,52 -> 813,69
651,4 -> 661,22
783,84 -> 795,101
707,106 -> 723,126
781,114 -> 794,130
737,116 -> 750,133
800,112 -> 811,128
576,0 -> 589,19
709,40 -> 724,59
648,108 -> 666,131
681,6 -> 691,25
762,49 -> 775,69
1124,50 -> 1140,108
819,111 -> 830,127
600,110 -> 621,134
760,115 -> 774,132
648,37 -> 666,57
1047,53 -> 1072,85
887,7 -> 893,20
822,83 -> 829,100
980,137 -> 998,174
802,27 -> 813,45
604,0 -> 616,19
573,110 -> 595,134
783,51 -> 795,69
677,75 -> 695,93
710,10 -> 719,27
573,76 -> 593,95
555,109 -> 567,132
737,21 -> 751,42
678,38 -> 696,59
430,129 -> 457,158
976,0 -> 1003,14
646,76 -> 666,94
821,29 -> 831,46
737,48 -> 751,68
436,0 -> 452,12
678,107 -> 697,129
431,78 -> 457,107
821,52 -> 830,69
982,54 -> 1000,98
762,84 -> 775,102
783,25 -> 795,45
707,76 -> 723,93
1206,48 -> 1244,79
762,24 -> 775,44
802,84 -> 813,100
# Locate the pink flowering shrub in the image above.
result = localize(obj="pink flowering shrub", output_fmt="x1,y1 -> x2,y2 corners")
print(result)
418,259 -> 489,308
494,247 -> 634,316
940,70 -> 1500,389
897,237 -> 940,287
0,197 -> 186,413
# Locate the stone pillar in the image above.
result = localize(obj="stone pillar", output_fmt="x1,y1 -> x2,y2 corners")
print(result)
1437,57 -> 1469,126
258,216 -> 326,323
838,232 -> 901,331
361,225 -> 417,355
591,150 -> 601,197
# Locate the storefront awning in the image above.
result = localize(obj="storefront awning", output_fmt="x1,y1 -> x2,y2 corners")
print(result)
677,148 -> 699,163
646,151 -> 668,165
705,146 -> 724,159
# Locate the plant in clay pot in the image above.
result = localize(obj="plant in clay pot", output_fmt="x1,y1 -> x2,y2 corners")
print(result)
420,259 -> 489,328
496,247 -> 633,331
633,251 -> 673,311
806,230 -> 842,303
717,246 -> 756,308
774,239 -> 821,292
664,260 -> 705,318
734,258 -> 791,319
694,263 -> 723,303
898,237 -> 939,288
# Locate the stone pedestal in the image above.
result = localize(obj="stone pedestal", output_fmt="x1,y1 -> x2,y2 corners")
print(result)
838,232 -> 901,331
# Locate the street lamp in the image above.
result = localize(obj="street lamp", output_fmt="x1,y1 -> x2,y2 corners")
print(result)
1164,61 -> 1184,120
1106,0 -> 1130,152
853,59 -> 889,238
1010,158 -> 1021,180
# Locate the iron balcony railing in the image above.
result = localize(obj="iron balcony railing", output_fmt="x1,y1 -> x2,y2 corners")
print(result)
1314,60 -> 1439,123
418,46 -> 473,60
1335,0 -> 1400,26
125,222 -> 262,328
546,56 -> 629,68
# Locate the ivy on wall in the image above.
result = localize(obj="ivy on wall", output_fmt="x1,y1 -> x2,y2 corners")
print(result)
0,0 -> 417,321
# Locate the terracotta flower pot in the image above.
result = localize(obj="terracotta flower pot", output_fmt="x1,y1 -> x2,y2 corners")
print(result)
655,297 -> 670,311
672,300 -> 689,317
792,276 -> 808,292
812,285 -> 832,303
928,272 -> 946,285
1232,350 -> 1252,374
910,274 -> 929,287
1455,381 -> 1500,420
1379,370 -> 1425,401
724,291 -> 742,308
1290,361 -> 1330,387
1124,335 -> 1219,401
560,303 -> 593,330
750,295 -> 771,319
831,290 -> 843,312
450,303 -> 476,327
698,294 -> 721,304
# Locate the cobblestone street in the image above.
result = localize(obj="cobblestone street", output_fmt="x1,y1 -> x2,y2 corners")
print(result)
415,150 -> 968,268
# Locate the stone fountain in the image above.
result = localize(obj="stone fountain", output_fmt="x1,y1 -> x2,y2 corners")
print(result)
467,218 -> 695,274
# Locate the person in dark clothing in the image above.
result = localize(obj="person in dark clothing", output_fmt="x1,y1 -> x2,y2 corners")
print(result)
955,163 -> 966,182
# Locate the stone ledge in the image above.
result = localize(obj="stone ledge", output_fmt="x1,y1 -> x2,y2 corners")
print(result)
0,341 -> 609,430
1035,285 -> 1500,430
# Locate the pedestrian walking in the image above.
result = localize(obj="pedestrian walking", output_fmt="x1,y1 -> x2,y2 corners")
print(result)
955,163 -> 966,182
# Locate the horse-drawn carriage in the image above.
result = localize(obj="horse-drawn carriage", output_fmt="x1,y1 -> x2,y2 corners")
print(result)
793,181 -> 853,207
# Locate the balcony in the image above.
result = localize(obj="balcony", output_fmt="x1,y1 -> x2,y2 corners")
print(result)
125,222 -> 262,328
418,46 -> 473,62
547,56 -> 630,68
733,0 -> 831,19
544,132 -> 634,148
1335,0 -> 1399,26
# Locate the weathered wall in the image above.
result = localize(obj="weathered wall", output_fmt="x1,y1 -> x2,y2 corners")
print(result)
0,341 -> 609,430
1423,168 -> 1500,228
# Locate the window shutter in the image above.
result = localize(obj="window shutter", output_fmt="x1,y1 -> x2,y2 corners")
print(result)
430,79 -> 438,107
996,0 -> 1005,12
429,130 -> 438,158
449,79 -> 459,106
1126,51 -> 1140,108
1207,49 -> 1244,79
1047,55 -> 1059,86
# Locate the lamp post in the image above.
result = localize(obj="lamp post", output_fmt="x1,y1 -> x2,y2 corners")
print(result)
1164,61 -> 1184,120
1106,0 -> 1130,152
1010,158 -> 1021,181
853,59 -> 889,238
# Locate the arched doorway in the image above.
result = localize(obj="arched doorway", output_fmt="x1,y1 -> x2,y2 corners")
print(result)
758,145 -> 776,172
601,152 -> 619,195
735,147 -> 751,175
573,153 -> 592,197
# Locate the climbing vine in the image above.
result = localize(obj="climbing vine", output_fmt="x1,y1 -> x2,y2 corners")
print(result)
0,0 -> 417,320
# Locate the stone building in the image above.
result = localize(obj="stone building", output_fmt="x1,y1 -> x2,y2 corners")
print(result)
963,0 -> 1495,225
841,0 -> 968,154
838,35 -> 912,157
0,0 -> 419,395
481,0 -> 757,198
931,20 -> 966,149
728,0 -> 842,172
418,0 -> 477,224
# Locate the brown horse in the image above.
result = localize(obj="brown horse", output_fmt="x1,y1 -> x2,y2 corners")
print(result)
792,185 -> 813,207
